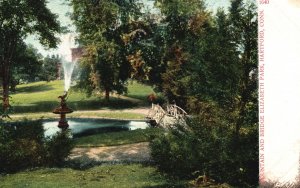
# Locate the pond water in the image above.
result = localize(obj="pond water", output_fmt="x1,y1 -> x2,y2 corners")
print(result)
43,118 -> 149,138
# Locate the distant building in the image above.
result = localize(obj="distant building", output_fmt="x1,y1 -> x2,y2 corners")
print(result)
56,47 -> 83,80
71,47 -> 83,62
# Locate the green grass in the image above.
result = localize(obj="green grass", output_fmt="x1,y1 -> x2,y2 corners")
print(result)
0,81 -> 180,187
0,164 -> 187,188
9,80 -> 155,113
126,81 -> 155,101
75,128 -> 164,147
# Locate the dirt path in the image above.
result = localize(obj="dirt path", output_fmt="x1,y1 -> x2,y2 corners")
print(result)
69,142 -> 151,162
73,107 -> 150,116
10,107 -> 150,119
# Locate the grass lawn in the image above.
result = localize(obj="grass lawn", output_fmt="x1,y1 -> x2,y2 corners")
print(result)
10,80 -> 155,113
75,128 -> 163,147
0,81 -> 184,188
0,164 -> 187,188
125,80 -> 155,101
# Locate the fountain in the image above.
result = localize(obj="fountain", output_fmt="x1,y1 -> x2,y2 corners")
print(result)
59,34 -> 80,92
53,91 -> 73,129
52,34 -> 80,129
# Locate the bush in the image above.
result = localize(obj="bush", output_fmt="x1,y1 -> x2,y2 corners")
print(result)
0,120 -> 74,173
149,117 -> 258,187
0,120 -> 45,172
45,130 -> 74,166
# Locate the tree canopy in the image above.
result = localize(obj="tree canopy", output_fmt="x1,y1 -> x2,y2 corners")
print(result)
0,0 -> 61,113
70,0 -> 142,100
70,1 -> 258,131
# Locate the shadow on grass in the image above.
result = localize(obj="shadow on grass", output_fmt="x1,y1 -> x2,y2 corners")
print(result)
143,184 -> 187,188
11,98 -> 142,113
65,160 -> 188,187
16,84 -> 54,93
66,157 -> 151,170
74,128 -> 163,147
126,93 -> 148,101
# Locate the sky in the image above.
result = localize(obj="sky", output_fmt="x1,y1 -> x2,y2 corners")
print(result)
25,0 -> 75,57
25,0 -> 231,57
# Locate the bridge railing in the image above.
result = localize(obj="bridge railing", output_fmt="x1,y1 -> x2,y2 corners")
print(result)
147,103 -> 187,126
166,104 -> 187,119
153,104 -> 166,125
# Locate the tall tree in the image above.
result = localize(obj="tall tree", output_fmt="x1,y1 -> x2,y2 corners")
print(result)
120,12 -> 161,84
41,55 -> 61,82
184,8 -> 241,120
0,0 -> 61,112
152,0 -> 212,108
229,0 -> 258,136
148,1 -> 258,185
70,0 -> 140,101
10,43 -> 44,91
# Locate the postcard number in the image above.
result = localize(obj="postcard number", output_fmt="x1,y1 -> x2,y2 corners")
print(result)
260,0 -> 269,4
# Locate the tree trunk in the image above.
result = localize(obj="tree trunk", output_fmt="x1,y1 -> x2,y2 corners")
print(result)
2,64 -> 10,112
105,88 -> 110,101
2,79 -> 9,111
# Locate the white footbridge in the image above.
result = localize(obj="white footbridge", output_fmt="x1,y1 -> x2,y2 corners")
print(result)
146,103 -> 188,128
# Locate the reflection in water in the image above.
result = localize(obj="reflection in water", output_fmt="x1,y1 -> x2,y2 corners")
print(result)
43,118 -> 149,137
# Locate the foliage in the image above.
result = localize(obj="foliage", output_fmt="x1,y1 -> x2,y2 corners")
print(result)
70,0 -> 141,101
139,0 -> 258,136
120,12 -> 163,84
148,1 -> 258,187
41,55 -> 61,82
0,0 -> 61,111
186,9 -> 240,111
45,130 -> 74,167
10,44 -> 44,91
228,0 -> 258,135
144,0 -> 211,108
0,120 -> 74,173
150,117 -> 258,187
0,120 -> 45,172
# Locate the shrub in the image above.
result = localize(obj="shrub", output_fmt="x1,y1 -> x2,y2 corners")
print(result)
0,120 -> 45,172
149,117 -> 258,187
0,120 -> 74,173
45,130 -> 74,166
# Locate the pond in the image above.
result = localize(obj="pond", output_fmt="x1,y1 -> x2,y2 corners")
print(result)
43,118 -> 149,138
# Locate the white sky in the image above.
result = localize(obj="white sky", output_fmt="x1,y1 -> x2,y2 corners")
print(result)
25,0 -> 75,57
25,0 -> 231,57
